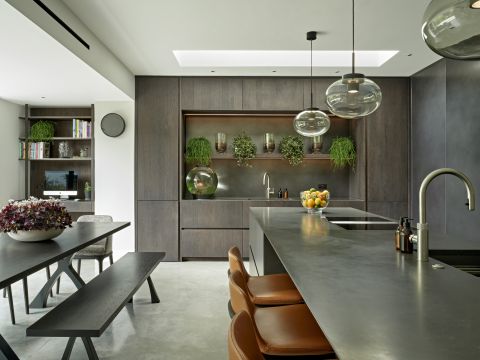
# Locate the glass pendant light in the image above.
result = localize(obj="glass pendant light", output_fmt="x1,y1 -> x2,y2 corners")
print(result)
422,0 -> 480,60
325,0 -> 382,119
293,31 -> 330,137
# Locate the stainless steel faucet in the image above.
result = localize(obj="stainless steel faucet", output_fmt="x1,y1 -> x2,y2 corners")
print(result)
414,168 -> 475,262
262,172 -> 274,199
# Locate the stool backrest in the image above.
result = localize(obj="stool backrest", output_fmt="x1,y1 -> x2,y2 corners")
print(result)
229,270 -> 255,317
228,311 -> 265,360
228,246 -> 249,280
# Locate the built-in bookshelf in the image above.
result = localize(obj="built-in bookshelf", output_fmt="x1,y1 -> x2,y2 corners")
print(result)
20,105 -> 95,214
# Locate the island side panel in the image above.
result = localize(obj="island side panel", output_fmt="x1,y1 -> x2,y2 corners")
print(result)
249,211 -> 264,275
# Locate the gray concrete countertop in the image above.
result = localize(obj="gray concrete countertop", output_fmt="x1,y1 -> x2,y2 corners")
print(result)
250,207 -> 480,360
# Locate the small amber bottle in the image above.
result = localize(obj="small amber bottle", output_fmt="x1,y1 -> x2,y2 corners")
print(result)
283,188 -> 289,199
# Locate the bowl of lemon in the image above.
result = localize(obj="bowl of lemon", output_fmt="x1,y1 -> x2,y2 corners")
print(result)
300,188 -> 330,214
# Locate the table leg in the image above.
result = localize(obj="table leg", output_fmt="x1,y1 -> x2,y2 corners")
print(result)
0,333 -> 19,360
30,255 -> 85,308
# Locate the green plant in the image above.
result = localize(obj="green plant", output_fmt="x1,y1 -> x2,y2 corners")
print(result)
279,135 -> 304,166
233,133 -> 256,167
185,137 -> 212,166
29,121 -> 54,142
329,137 -> 356,169
84,181 -> 92,192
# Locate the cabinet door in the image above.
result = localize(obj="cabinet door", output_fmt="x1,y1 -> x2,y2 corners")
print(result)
242,79 -> 304,110
366,78 -> 409,217
181,78 -> 243,110
303,78 -> 337,109
136,77 -> 179,200
180,200 -> 243,228
181,229 -> 243,258
137,201 -> 179,261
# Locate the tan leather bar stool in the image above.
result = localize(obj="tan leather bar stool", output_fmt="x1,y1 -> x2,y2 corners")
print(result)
228,247 -> 303,307
229,270 -> 336,358
229,311 -> 265,360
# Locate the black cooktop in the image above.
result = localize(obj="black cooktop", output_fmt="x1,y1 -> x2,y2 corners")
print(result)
333,223 -> 398,230
326,216 -> 392,222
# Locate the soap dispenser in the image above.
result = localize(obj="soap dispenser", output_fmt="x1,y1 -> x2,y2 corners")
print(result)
395,217 -> 406,251
400,218 -> 414,254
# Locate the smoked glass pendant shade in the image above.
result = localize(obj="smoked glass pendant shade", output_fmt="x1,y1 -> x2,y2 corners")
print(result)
422,0 -> 480,60
325,73 -> 382,119
293,108 -> 331,137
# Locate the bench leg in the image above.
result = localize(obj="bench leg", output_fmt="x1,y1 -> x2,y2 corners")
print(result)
45,266 -> 53,298
147,276 -> 160,303
0,333 -> 20,360
30,255 -> 86,308
6,286 -> 15,325
81,337 -> 99,360
61,337 -> 76,360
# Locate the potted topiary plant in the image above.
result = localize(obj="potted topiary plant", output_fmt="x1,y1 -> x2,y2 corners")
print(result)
279,135 -> 304,166
84,181 -> 92,201
233,132 -> 256,167
329,137 -> 356,170
0,197 -> 72,242
185,137 -> 218,198
29,120 -> 54,159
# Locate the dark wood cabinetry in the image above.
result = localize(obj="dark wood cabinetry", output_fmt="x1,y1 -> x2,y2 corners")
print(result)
242,78 -> 304,110
180,201 -> 243,229
136,77 -> 179,201
181,229 -> 243,258
137,201 -> 179,261
181,78 -> 243,110
366,78 -> 410,220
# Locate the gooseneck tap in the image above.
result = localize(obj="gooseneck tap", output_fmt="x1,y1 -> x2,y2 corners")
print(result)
262,172 -> 275,199
415,168 -> 475,262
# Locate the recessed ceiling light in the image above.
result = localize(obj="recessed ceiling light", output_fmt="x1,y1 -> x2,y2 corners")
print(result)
335,70 -> 340,73
173,50 -> 398,68
41,96 -> 46,99
408,53 -> 412,56
272,70 -> 277,73
470,0 -> 480,9
210,70 -> 215,73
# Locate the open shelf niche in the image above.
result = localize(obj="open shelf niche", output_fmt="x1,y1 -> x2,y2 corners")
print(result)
181,112 -> 365,202
21,105 -> 95,215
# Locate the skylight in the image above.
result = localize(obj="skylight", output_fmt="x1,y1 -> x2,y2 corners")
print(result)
173,50 -> 398,68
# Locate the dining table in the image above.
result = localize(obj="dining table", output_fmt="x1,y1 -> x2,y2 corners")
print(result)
0,221 -> 130,360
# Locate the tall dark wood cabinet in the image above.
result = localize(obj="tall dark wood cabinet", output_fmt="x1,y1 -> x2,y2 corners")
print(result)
136,77 -> 179,261
366,78 -> 410,220
181,78 -> 243,110
242,78 -> 304,110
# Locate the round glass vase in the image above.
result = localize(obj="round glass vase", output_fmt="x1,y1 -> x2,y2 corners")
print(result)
186,166 -> 218,199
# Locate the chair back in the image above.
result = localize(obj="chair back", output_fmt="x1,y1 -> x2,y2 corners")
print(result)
228,247 -> 249,280
77,215 -> 113,253
229,270 -> 255,317
228,311 -> 265,360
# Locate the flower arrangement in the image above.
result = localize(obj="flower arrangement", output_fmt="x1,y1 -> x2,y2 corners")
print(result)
0,197 -> 72,233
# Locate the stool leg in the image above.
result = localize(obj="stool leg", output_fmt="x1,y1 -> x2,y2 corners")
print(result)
46,267 -> 53,298
22,278 -> 29,315
62,337 -> 76,360
6,286 -> 15,325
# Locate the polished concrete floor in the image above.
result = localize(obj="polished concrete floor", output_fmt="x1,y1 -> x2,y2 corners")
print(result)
0,261 -> 230,359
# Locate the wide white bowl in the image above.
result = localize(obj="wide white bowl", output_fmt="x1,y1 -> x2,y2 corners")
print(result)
8,228 -> 64,242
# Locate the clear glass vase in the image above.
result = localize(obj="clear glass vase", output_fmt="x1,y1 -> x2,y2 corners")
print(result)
186,166 -> 218,198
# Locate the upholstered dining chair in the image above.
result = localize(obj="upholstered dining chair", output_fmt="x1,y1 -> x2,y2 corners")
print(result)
2,267 -> 54,324
56,215 -> 114,294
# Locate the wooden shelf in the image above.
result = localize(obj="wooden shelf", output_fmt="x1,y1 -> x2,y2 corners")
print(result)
28,157 -> 92,161
210,153 -> 331,160
19,116 -> 92,120
19,137 -> 91,141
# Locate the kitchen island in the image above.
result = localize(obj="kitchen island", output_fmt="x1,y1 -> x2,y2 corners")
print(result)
249,207 -> 480,360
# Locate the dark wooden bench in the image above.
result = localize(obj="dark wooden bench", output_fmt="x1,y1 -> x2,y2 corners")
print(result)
26,252 -> 165,359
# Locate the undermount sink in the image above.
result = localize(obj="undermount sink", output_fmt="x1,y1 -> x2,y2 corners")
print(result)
431,250 -> 480,277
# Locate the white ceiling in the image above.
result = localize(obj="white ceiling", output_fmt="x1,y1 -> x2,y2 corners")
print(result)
0,0 -> 131,106
62,0 -> 441,77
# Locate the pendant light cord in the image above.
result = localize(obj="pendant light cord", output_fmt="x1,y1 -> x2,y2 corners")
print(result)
310,38 -> 313,108
352,0 -> 355,74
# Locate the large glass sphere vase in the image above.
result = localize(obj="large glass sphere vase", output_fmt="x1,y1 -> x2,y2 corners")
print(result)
186,166 -> 218,199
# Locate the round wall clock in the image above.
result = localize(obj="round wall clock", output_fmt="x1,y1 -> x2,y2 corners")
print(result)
101,113 -> 125,137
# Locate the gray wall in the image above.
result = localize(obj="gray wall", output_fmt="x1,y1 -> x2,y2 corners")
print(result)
411,59 -> 480,239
